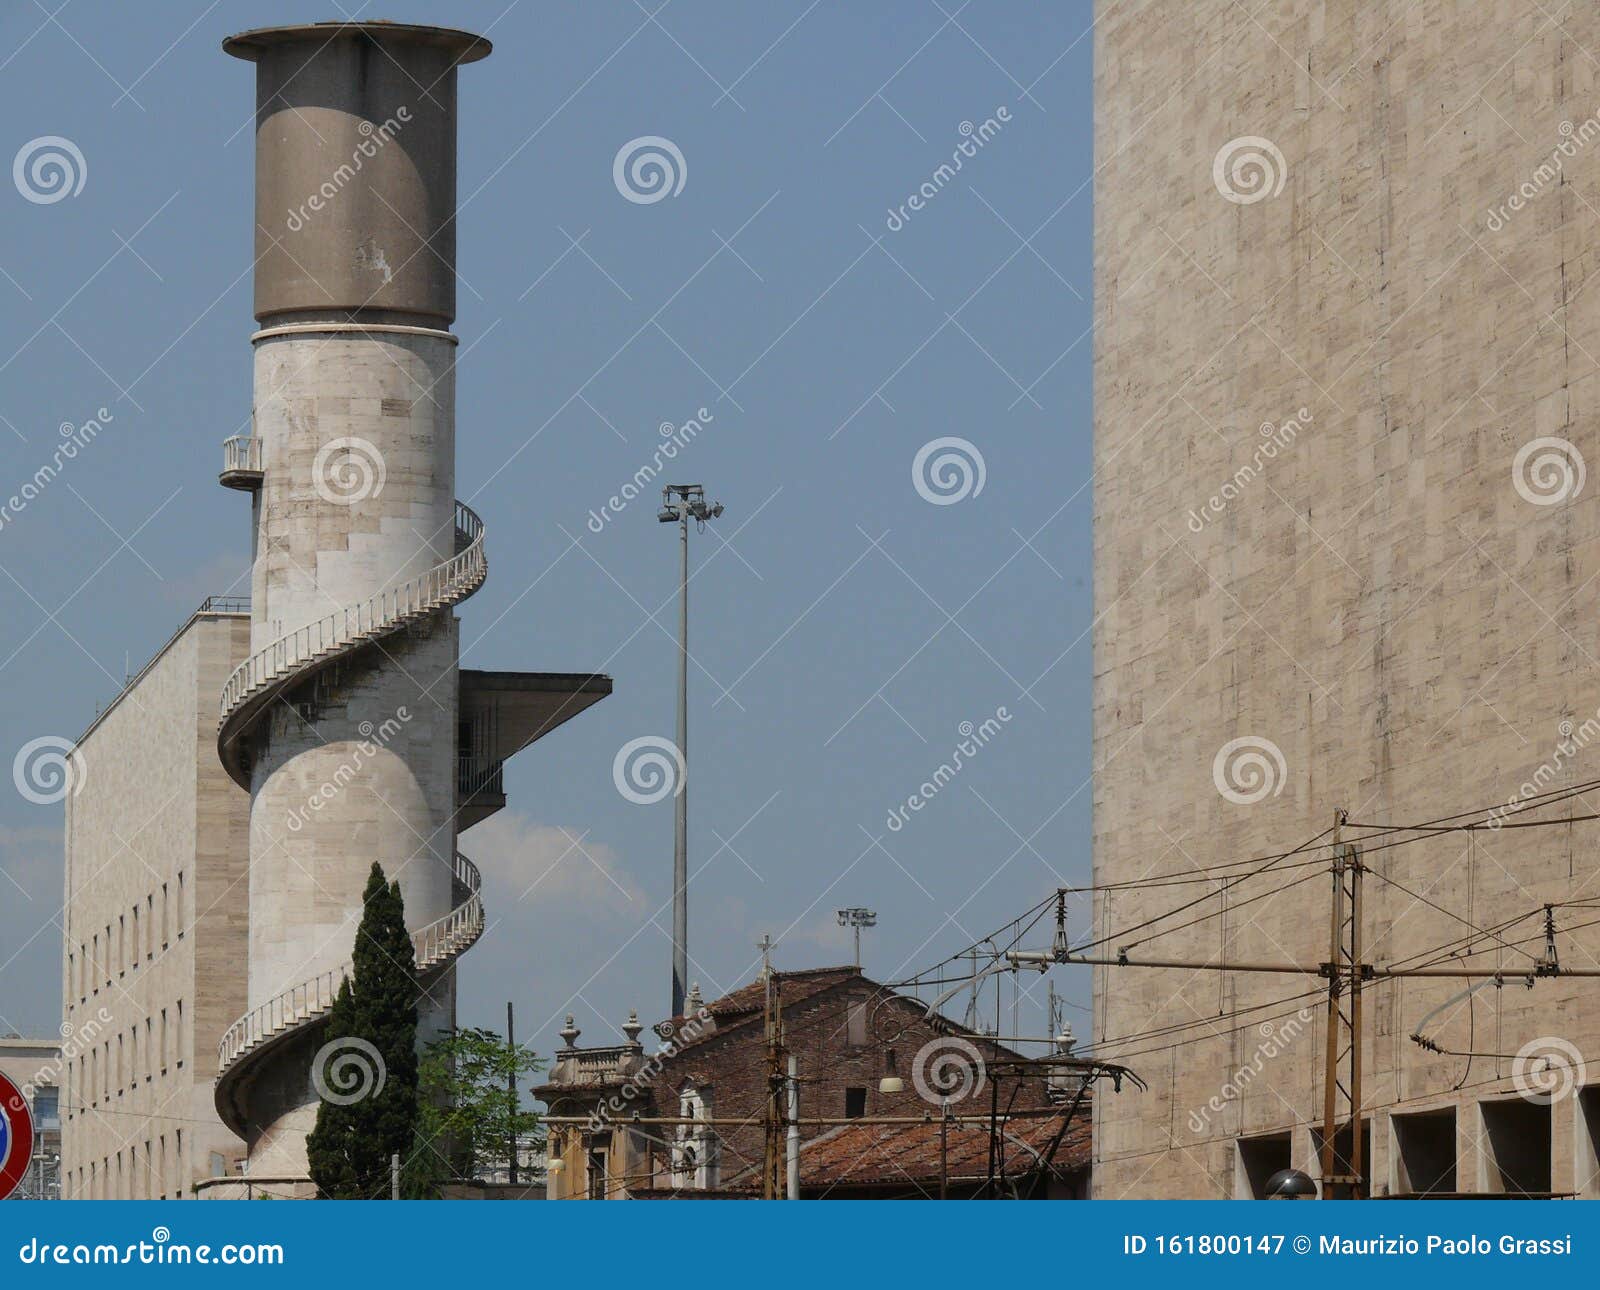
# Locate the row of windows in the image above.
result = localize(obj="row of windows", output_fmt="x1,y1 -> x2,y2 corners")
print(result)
67,872 -> 184,1004
67,1130 -> 186,1201
63,999 -> 186,1116
1236,1089 -> 1600,1198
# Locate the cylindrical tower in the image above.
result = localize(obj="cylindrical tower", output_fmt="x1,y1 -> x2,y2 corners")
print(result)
214,21 -> 491,1182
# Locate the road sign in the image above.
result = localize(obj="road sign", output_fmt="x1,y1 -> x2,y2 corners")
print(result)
0,1072 -> 36,1200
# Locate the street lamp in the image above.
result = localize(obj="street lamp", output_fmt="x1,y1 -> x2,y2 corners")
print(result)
837,907 -> 877,967
1265,1168 -> 1318,1199
659,484 -> 724,1020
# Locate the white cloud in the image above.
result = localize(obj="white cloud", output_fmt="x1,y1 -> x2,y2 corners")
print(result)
462,811 -> 642,911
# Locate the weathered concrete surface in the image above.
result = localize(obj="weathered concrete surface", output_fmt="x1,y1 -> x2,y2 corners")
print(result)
1093,1 -> 1600,1198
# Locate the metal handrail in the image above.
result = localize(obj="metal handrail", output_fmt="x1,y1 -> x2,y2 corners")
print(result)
217,852 -> 483,1072
219,501 -> 485,723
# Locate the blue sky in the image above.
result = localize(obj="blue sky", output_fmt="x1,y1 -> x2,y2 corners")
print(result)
0,2 -> 1095,1059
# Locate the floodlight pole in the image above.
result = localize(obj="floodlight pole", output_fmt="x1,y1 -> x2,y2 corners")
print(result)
661,484 -> 723,1020
674,497 -> 690,1020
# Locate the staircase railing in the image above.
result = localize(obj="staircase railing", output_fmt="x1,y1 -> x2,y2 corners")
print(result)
217,851 -> 483,1074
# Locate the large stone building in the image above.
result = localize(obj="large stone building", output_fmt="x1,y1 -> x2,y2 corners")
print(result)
60,21 -> 610,1199
1092,3 -> 1600,1197
60,604 -> 252,1199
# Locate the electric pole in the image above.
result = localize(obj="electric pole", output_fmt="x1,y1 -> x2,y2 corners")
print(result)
1319,809 -> 1365,1199
762,973 -> 787,1199
506,1000 -> 517,1187
658,483 -> 724,1020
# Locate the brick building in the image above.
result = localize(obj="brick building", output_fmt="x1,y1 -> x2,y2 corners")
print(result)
536,966 -> 1093,1199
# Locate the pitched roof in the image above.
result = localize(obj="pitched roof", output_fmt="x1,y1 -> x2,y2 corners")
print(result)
656,966 -> 863,1048
699,1107 -> 1092,1197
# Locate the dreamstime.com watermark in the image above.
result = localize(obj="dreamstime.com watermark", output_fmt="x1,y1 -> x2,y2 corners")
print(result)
12,735 -> 88,806
1186,1008 -> 1315,1135
1485,113 -> 1600,232
1186,408 -> 1310,532
310,1036 -> 387,1106
1212,136 -> 1287,205
313,436 -> 386,505
613,135 -> 686,204
1511,435 -> 1585,506
910,1036 -> 987,1105
586,1007 -> 714,1132
284,108 -> 411,231
1511,1035 -> 1586,1103
884,107 -> 1011,232
613,735 -> 686,805
12,135 -> 86,204
0,407 -> 114,535
1212,735 -> 1287,805
19,1008 -> 113,1100
285,709 -> 410,832
1488,712 -> 1600,828
18,1230 -> 283,1267
586,408 -> 715,533
912,436 -> 986,505
885,707 -> 1012,833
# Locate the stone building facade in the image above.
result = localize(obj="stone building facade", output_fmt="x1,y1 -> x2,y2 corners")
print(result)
59,605 -> 252,1199
1093,1 -> 1600,1197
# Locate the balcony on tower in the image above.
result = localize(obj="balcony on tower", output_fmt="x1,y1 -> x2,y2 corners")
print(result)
218,435 -> 263,490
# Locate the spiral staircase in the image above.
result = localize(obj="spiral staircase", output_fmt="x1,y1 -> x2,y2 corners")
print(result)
216,494 -> 487,791
212,447 -> 491,1137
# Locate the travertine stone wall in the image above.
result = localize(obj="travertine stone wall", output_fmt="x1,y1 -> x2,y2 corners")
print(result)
241,326 -> 462,1179
61,611 -> 251,1198
1093,1 -> 1600,1198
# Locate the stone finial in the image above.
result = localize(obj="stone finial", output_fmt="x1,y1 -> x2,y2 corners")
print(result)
622,1009 -> 643,1048
685,982 -> 704,1013
559,1014 -> 580,1050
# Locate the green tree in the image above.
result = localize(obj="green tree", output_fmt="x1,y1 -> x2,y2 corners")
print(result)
306,863 -> 420,1199
413,1027 -> 546,1191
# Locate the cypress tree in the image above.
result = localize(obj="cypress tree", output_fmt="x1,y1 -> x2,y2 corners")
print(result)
306,862 -> 420,1198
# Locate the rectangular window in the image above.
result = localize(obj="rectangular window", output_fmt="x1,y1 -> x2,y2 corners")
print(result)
1391,1108 -> 1456,1196
176,998 -> 185,1067
846,1003 -> 867,1047
844,1087 -> 867,1119
118,915 -> 125,976
587,1149 -> 608,1200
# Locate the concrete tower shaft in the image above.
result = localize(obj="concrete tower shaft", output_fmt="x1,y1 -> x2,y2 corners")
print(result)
216,22 -> 491,1183
224,21 -> 489,326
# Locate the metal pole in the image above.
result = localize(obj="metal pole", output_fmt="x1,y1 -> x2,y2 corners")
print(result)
853,921 -> 861,967
786,1054 -> 800,1199
506,1000 -> 517,1188
1320,810 -> 1344,1199
939,1099 -> 949,1200
1349,848 -> 1365,1198
672,506 -> 689,1020
391,1152 -> 400,1201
